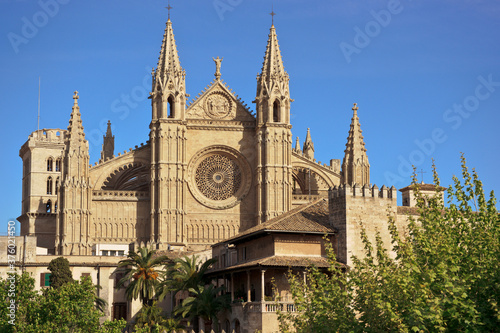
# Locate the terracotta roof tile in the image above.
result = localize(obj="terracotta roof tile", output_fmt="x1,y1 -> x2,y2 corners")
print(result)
220,199 -> 334,244
209,255 -> 330,273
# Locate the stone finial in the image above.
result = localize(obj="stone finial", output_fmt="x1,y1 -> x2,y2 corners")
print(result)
303,128 -> 314,159
352,102 -> 358,114
73,91 -> 79,105
213,56 -> 223,80
294,136 -> 301,153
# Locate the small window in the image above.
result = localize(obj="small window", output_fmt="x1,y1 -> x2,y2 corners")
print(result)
167,95 -> 174,118
112,302 -> 127,320
46,200 -> 52,213
55,159 -> 61,172
240,247 -> 247,261
115,272 -> 125,287
102,250 -> 108,256
55,177 -> 59,195
40,273 -> 51,287
273,100 -> 280,123
221,254 -> 226,268
110,250 -> 116,256
47,177 -> 53,195
54,202 -> 58,213
47,158 -> 53,171
81,273 -> 91,281
117,250 -> 124,256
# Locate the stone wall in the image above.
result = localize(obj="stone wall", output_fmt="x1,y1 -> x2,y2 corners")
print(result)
329,184 -> 398,267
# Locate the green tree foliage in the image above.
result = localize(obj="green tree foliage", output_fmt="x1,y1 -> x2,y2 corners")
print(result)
116,247 -> 169,306
48,256 -> 74,288
0,272 -> 126,333
0,272 -> 37,333
280,157 -> 500,332
134,300 -> 184,333
176,284 -> 230,331
158,254 -> 217,300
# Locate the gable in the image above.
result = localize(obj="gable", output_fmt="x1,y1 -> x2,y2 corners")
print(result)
186,80 -> 255,122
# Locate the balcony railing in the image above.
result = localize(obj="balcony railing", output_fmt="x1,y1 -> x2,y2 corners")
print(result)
232,301 -> 296,313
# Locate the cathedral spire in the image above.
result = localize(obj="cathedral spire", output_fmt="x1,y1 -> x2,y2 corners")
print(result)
255,23 -> 291,125
303,128 -> 314,159
342,103 -> 370,186
294,136 -> 301,153
151,16 -> 186,121
67,91 -> 85,144
101,120 -> 114,161
259,24 -> 288,90
156,18 -> 182,78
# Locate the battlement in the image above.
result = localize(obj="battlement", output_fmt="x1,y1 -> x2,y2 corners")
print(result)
29,129 -> 67,143
329,183 -> 397,200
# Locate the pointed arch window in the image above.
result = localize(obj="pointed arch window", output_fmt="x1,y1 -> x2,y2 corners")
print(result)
273,100 -> 280,123
54,201 -> 58,213
47,177 -> 53,195
46,200 -> 52,213
55,177 -> 59,195
55,159 -> 61,172
47,158 -> 53,171
167,95 -> 174,118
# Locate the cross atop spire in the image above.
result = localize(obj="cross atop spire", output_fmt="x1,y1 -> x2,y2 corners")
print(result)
73,91 -> 79,105
352,102 -> 358,113
270,5 -> 276,26
166,0 -> 173,21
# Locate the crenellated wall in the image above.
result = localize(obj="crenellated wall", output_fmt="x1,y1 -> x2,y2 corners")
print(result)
329,183 -> 399,267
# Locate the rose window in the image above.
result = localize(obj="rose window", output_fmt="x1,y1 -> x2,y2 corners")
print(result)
195,154 -> 242,201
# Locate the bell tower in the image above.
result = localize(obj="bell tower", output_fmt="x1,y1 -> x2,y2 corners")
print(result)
56,92 -> 92,255
149,16 -> 188,249
254,22 -> 293,223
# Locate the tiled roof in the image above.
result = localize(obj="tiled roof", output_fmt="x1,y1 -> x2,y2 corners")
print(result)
209,255 -> 330,273
221,199 -> 334,244
399,183 -> 447,192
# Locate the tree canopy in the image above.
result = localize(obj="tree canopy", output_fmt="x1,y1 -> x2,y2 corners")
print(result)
0,272 -> 126,333
48,256 -> 74,288
280,157 -> 500,332
116,247 -> 169,306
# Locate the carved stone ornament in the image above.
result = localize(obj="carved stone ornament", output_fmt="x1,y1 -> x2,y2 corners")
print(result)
187,146 -> 251,209
204,92 -> 233,119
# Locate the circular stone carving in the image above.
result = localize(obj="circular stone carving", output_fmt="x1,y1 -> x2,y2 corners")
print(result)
205,92 -> 232,119
195,154 -> 241,200
188,146 -> 251,209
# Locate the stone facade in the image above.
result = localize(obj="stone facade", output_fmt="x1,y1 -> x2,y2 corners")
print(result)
17,19 -> 345,255
6,15 -> 447,332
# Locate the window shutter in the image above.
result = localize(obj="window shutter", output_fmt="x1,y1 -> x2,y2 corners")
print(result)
40,273 -> 45,287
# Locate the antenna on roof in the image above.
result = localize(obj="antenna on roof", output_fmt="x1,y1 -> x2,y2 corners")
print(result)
37,76 -> 41,131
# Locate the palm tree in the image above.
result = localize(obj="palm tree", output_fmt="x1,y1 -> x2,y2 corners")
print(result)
158,254 -> 217,300
116,247 -> 169,306
134,300 -> 184,332
176,284 -> 231,331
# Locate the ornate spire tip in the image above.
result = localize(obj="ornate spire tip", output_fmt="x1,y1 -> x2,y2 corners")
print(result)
73,91 -> 79,105
352,103 -> 358,113
166,1 -> 173,21
270,5 -> 276,26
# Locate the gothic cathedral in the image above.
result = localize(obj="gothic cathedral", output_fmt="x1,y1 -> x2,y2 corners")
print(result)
18,18 -> 370,255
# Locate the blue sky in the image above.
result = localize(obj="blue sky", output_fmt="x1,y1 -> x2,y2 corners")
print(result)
1,0 -> 499,235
